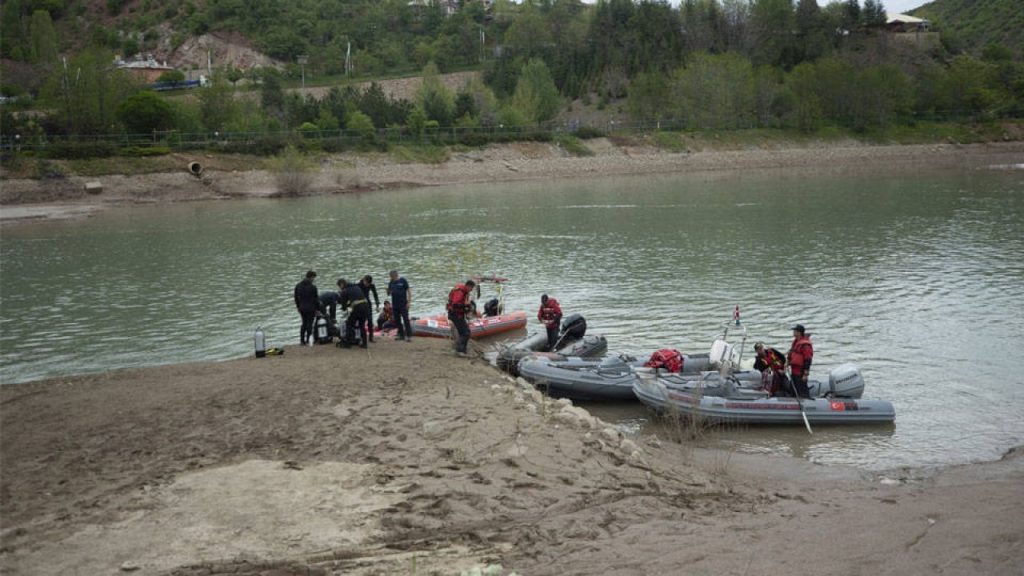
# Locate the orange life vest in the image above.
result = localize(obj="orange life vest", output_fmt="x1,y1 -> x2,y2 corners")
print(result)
644,349 -> 684,373
447,284 -> 472,316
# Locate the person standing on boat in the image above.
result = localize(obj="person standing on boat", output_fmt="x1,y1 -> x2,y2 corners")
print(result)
787,325 -> 814,398
337,278 -> 371,348
293,270 -> 319,346
754,342 -> 786,396
387,270 -> 413,341
358,275 -> 380,342
538,294 -> 563,352
447,279 -> 476,356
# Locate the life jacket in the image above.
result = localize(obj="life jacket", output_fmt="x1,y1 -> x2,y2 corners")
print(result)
538,298 -> 562,326
788,336 -> 813,375
447,284 -> 472,316
644,349 -> 684,373
758,347 -> 785,372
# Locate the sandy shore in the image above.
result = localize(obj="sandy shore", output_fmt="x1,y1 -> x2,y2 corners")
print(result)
2,337 -> 1021,575
2,139 -> 1023,223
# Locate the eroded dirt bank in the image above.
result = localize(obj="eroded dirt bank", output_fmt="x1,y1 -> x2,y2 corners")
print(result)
3,139 -> 1023,224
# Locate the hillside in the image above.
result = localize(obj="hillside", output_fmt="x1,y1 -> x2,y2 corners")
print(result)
913,0 -> 1024,56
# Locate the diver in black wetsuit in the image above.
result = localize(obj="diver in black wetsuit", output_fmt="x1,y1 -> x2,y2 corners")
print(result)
337,278 -> 371,348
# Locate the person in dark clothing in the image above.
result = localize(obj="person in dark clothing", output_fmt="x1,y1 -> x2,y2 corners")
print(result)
447,279 -> 476,356
318,283 -> 343,322
386,269 -> 413,342
358,275 -> 380,342
293,270 -> 319,345
337,278 -> 371,349
359,275 -> 381,310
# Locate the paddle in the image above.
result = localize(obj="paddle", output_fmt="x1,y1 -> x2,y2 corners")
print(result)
790,369 -> 813,435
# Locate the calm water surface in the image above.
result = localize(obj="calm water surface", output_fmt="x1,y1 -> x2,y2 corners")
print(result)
2,164 -> 1022,471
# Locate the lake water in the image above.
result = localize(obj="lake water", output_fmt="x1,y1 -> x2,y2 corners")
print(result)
2,163 -> 1022,471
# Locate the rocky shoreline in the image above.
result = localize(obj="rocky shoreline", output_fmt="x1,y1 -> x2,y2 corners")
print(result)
3,139 -> 1023,224
1,338 -> 1022,575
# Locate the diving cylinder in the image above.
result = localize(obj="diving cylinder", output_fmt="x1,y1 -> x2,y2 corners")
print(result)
254,327 -> 266,358
315,315 -> 329,343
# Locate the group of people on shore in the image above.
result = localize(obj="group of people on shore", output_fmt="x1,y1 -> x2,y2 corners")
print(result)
753,324 -> 814,398
293,269 -> 413,349
296,270 -> 566,357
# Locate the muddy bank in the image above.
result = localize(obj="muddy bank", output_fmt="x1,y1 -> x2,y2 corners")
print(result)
3,139 -> 1023,223
1,337 -> 1021,575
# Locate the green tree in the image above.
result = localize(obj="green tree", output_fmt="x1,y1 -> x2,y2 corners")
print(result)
116,90 -> 176,133
671,52 -> 756,129
842,0 -> 861,31
224,66 -> 244,85
749,0 -> 798,68
512,58 -> 561,124
1,0 -> 29,61
156,70 -> 186,84
260,70 -> 285,116
45,48 -> 135,135
316,108 -> 339,131
627,71 -> 670,121
346,109 -> 375,141
29,10 -> 58,65
785,62 -> 824,130
460,75 -> 499,126
851,64 -> 912,129
197,78 -> 238,131
862,0 -> 886,29
416,62 -> 455,126
943,56 -> 998,117
794,0 -> 830,64
406,104 -> 428,137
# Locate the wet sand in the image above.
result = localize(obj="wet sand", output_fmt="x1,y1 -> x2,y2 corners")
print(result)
3,139 -> 1024,223
2,337 -> 1021,575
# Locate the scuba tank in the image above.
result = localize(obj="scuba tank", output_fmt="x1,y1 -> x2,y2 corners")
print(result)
254,327 -> 267,358
315,315 -> 330,344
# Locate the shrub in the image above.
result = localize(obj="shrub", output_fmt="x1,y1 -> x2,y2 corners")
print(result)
269,145 -> 315,196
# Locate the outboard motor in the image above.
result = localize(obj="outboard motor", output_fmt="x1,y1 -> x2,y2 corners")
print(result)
483,298 -> 500,317
709,339 -> 739,369
314,315 -> 331,344
828,364 -> 865,398
560,314 -> 587,340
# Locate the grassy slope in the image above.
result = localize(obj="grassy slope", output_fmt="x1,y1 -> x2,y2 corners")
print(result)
912,0 -> 1024,55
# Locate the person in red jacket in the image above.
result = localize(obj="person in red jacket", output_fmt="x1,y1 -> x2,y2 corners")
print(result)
538,294 -> 563,352
787,324 -> 814,398
447,279 -> 476,356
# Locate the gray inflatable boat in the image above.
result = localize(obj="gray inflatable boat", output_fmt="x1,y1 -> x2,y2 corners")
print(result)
496,314 -> 606,375
633,364 -> 896,425
517,350 -> 732,401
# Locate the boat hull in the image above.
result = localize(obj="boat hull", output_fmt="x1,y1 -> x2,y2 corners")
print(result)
412,311 -> 528,339
497,334 -> 608,375
633,376 -> 895,425
517,355 -> 642,401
